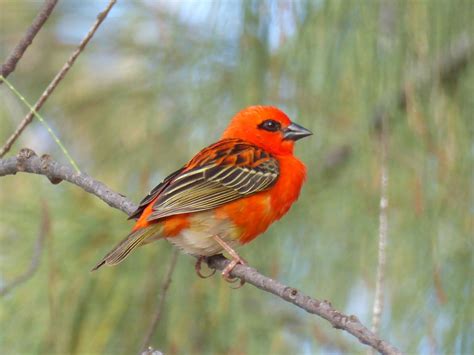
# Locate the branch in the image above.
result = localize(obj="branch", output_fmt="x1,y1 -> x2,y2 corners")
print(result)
370,117 -> 390,338
0,0 -> 117,158
0,148 -> 136,215
0,149 -> 402,355
0,200 -> 50,296
0,0 -> 59,83
206,256 -> 401,355
140,250 -> 179,353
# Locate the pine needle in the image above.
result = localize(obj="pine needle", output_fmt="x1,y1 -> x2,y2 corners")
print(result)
1,75 -> 81,173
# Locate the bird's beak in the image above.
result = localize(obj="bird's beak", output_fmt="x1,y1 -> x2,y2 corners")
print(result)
283,122 -> 313,141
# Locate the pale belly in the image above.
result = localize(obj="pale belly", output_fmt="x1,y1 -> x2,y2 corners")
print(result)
165,211 -> 241,256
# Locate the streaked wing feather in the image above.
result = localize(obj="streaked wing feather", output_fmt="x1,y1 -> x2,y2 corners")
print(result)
146,139 -> 280,221
127,167 -> 185,220
148,188 -> 239,220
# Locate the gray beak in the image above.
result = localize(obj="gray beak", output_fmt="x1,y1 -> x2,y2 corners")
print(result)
283,122 -> 313,141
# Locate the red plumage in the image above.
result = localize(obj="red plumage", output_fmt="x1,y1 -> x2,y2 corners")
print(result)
93,106 -> 312,278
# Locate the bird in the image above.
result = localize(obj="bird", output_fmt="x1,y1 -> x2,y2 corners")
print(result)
92,106 -> 312,284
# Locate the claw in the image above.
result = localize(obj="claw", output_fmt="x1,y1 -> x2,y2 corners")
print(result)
230,279 -> 245,289
222,273 -> 239,283
226,274 -> 245,289
194,236 -> 248,288
195,256 -> 216,279
220,252 -> 246,288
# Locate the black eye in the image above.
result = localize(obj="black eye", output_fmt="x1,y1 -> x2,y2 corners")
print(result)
258,119 -> 281,132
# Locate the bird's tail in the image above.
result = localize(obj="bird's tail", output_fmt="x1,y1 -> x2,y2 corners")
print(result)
92,225 -> 162,271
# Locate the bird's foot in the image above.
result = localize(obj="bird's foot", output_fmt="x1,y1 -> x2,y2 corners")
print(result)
221,255 -> 247,288
212,235 -> 247,288
194,256 -> 216,279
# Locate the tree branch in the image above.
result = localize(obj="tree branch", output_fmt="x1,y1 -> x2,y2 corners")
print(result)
0,0 -> 117,158
0,148 -> 136,215
206,256 -> 401,355
0,149 -> 402,355
0,0 -> 59,83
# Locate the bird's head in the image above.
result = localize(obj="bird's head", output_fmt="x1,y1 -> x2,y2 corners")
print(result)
222,106 -> 312,155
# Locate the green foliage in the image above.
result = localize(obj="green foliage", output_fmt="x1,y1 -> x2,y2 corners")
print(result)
1,0 -> 472,353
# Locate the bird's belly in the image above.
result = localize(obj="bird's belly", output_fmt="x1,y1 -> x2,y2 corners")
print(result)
166,212 -> 240,256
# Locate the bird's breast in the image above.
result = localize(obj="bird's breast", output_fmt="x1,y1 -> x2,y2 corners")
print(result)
215,155 -> 307,244
268,155 -> 307,220
166,211 -> 240,256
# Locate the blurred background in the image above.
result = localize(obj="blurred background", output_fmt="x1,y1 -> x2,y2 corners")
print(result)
1,0 -> 472,354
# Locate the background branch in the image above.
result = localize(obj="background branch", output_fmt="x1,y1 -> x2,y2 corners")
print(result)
0,0 -> 58,84
0,0 -> 117,158
0,149 -> 402,355
369,4 -> 394,341
370,116 -> 390,340
140,250 -> 179,354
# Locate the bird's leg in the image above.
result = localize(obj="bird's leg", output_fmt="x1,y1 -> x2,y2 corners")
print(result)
194,256 -> 216,279
212,235 -> 247,287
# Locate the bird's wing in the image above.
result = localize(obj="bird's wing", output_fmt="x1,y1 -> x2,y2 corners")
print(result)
132,139 -> 280,222
128,167 -> 185,220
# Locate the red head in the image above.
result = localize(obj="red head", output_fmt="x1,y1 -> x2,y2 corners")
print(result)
221,106 -> 312,155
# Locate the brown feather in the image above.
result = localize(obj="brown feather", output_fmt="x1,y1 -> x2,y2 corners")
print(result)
91,225 -> 163,270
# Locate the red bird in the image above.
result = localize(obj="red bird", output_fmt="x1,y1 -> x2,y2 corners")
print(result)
93,106 -> 311,282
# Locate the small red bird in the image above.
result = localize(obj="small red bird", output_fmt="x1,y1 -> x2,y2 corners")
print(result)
93,106 -> 311,281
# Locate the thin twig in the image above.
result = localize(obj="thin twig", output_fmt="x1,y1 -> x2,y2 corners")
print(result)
0,149 -> 402,355
369,6 -> 392,348
140,250 -> 179,354
0,0 -> 117,158
371,115 -> 389,340
0,0 -> 59,83
0,200 -> 50,297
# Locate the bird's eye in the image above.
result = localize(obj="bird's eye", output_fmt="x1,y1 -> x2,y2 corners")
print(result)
258,119 -> 281,132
